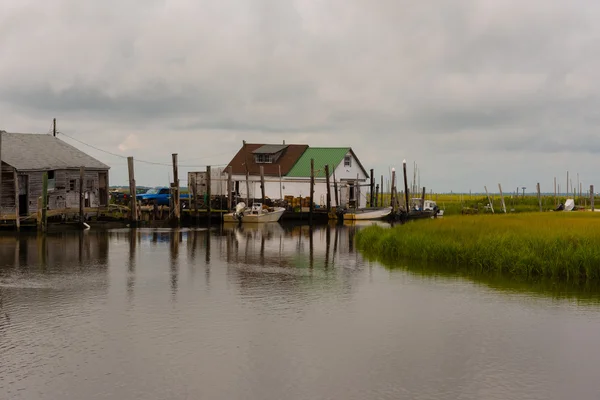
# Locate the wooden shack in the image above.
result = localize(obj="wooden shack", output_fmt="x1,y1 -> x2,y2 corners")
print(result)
0,131 -> 110,222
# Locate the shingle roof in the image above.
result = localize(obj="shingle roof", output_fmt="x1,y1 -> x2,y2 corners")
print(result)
0,132 -> 110,171
252,144 -> 288,154
286,148 -> 351,178
226,143 -> 308,176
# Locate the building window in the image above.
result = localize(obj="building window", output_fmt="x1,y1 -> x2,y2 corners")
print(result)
69,179 -> 77,191
87,179 -> 94,190
47,170 -> 56,190
255,154 -> 273,164
344,155 -> 351,167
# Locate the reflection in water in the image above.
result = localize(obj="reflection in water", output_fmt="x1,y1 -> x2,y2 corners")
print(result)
1,225 -> 600,400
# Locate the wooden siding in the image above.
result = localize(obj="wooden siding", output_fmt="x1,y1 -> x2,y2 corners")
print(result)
19,169 -> 109,215
0,162 -> 16,214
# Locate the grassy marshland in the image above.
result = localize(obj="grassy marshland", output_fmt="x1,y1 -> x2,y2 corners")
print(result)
356,213 -> 600,280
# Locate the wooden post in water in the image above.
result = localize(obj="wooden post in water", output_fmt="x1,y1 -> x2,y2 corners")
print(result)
127,157 -> 138,225
259,165 -> 265,205
190,174 -> 198,222
13,169 -> 19,231
0,131 -> 2,215
484,185 -> 494,213
309,158 -> 315,225
498,183 -> 507,213
369,169 -> 374,207
333,169 -> 339,207
245,171 -> 250,206
41,172 -> 48,232
375,184 -> 379,207
402,160 -> 410,212
325,164 -> 331,212
206,165 -> 212,223
380,175 -> 384,207
227,166 -> 233,211
591,185 -> 595,211
79,166 -> 85,224
390,168 -> 396,212
420,187 -> 426,210
172,154 -> 180,225
536,182 -> 542,212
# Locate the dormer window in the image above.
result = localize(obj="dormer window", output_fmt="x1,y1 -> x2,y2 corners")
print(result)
255,154 -> 274,163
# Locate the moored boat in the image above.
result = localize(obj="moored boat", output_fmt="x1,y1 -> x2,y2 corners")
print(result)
223,202 -> 285,223
340,206 -> 393,221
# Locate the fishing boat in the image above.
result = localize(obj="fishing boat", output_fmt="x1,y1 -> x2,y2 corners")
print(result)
340,206 -> 393,221
223,202 -> 285,223
409,198 -> 444,218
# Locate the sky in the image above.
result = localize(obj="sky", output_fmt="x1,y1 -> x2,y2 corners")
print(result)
2,0 -> 600,193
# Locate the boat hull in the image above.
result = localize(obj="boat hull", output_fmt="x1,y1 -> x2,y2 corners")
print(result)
342,207 -> 393,221
223,207 -> 285,223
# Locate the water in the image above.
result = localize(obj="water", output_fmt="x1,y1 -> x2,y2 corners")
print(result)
1,223 -> 600,400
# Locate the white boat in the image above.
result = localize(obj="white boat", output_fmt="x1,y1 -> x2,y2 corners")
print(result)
223,202 -> 285,223
342,206 -> 392,221
410,198 -> 444,217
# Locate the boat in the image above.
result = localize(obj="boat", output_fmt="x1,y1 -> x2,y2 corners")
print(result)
340,206 -> 393,221
223,202 -> 285,223
409,198 -> 444,218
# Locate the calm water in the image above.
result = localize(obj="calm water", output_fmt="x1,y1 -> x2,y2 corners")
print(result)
1,223 -> 600,400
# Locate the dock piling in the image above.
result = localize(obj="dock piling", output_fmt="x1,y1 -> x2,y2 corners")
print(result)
309,158 -> 314,225
127,156 -> 138,225
41,172 -> 48,232
172,154 -> 180,225
369,169 -> 374,207
325,164 -> 331,212
79,166 -> 85,225
13,169 -> 19,231
536,182 -> 542,212
207,165 -> 212,223
402,160 -> 409,212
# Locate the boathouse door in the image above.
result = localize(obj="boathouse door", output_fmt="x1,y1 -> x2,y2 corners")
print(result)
18,175 -> 28,216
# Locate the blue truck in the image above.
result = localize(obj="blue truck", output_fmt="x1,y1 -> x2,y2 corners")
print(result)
136,187 -> 189,206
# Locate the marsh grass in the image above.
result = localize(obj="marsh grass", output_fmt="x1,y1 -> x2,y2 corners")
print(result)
356,213 -> 600,281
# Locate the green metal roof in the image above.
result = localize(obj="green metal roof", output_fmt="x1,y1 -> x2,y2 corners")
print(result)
285,147 -> 350,178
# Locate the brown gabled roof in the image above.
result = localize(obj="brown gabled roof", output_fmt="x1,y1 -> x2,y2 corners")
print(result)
226,143 -> 308,176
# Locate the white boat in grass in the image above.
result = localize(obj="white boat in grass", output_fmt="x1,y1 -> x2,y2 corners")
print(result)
341,206 -> 393,221
223,202 -> 285,223
409,198 -> 444,218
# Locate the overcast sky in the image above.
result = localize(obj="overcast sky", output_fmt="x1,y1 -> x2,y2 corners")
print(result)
2,0 -> 600,193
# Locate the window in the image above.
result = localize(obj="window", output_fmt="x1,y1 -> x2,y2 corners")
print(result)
344,155 -> 352,167
159,188 -> 170,195
69,180 -> 77,191
255,154 -> 273,164
47,170 -> 56,190
87,179 -> 94,190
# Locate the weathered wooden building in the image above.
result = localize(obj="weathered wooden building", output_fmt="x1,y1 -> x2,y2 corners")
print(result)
0,132 -> 110,220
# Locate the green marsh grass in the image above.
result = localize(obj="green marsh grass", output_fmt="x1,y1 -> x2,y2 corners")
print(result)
356,212 -> 600,281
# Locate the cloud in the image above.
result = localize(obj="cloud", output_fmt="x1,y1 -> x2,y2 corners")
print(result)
2,0 -> 600,191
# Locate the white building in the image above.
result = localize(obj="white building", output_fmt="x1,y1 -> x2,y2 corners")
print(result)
224,143 -> 370,208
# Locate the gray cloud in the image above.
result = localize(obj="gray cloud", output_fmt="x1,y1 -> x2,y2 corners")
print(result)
2,0 -> 600,191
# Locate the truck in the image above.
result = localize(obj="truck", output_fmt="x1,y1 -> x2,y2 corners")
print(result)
136,187 -> 189,206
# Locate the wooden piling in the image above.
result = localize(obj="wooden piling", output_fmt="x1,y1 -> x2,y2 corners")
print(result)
375,184 -> 379,207
333,169 -> 339,206
420,187 -> 426,210
390,168 -> 396,212
127,156 -> 138,224
325,164 -> 331,212
498,183 -> 507,213
227,166 -> 233,211
41,172 -> 48,232
245,171 -> 250,206
591,185 -> 595,211
13,169 -> 19,231
484,185 -> 494,213
380,175 -> 384,206
309,158 -> 314,225
0,130 -> 2,214
191,174 -> 198,222
206,166 -> 212,222
402,160 -> 409,212
79,166 -> 85,224
536,182 -> 542,212
260,165 -> 265,205
554,177 -> 557,206
278,164 -> 283,200
172,154 -> 180,225
369,169 -> 374,207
